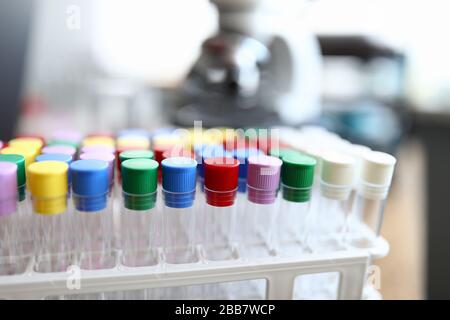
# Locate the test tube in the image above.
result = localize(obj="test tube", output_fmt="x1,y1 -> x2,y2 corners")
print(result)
307,153 -> 355,253
203,157 -> 239,261
70,160 -> 114,269
0,162 -> 21,275
277,153 -> 316,256
0,155 -> 31,260
162,157 -> 198,264
36,153 -> 74,193
242,155 -> 282,258
120,158 -> 159,267
345,151 -> 396,248
28,161 -> 71,273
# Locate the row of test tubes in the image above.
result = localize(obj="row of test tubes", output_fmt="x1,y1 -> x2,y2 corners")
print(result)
0,126 -> 396,299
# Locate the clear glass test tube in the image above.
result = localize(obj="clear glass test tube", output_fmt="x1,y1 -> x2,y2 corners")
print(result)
0,162 -> 22,275
70,160 -> 114,270
28,161 -> 72,274
345,151 -> 396,248
162,157 -> 198,264
276,153 -> 316,256
120,158 -> 160,268
203,157 -> 239,262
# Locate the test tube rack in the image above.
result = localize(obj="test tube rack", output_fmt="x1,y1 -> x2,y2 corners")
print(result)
0,235 -> 388,300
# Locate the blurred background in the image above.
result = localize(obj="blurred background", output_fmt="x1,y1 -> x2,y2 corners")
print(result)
2,0 -> 450,299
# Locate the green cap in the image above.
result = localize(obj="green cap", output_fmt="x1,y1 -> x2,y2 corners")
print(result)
121,158 -> 158,210
269,148 -> 302,160
0,154 -> 26,201
47,140 -> 79,149
119,150 -> 154,163
281,153 -> 316,202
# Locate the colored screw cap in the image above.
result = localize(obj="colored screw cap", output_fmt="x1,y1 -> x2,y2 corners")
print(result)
269,148 -> 302,160
116,137 -> 150,150
81,145 -> 115,155
1,146 -> 35,168
27,161 -> 68,215
281,153 -> 317,202
86,131 -> 115,139
41,145 -> 77,157
70,160 -> 109,212
9,137 -> 44,153
15,134 -> 46,144
162,157 -> 197,208
36,153 -> 73,164
320,152 -> 355,200
46,140 -> 79,149
0,162 -> 18,216
51,130 -> 82,144
82,136 -> 116,148
0,154 -> 26,201
247,155 -> 282,204
162,148 -> 195,161
234,147 -> 264,192
118,128 -> 150,138
80,152 -> 115,185
198,145 -> 233,179
121,159 -> 158,210
119,150 -> 154,163
204,157 -> 239,207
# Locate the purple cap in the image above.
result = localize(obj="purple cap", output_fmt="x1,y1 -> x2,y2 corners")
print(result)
42,145 -> 77,157
247,155 -> 282,205
80,152 -> 115,184
51,130 -> 82,143
81,145 -> 115,155
0,162 -> 18,216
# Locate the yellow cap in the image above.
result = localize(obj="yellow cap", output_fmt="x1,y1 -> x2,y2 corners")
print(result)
27,161 -> 68,215
82,136 -> 116,148
117,137 -> 150,150
1,146 -> 36,168
9,138 -> 44,153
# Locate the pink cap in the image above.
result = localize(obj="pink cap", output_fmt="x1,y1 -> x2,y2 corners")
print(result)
247,155 -> 282,204
0,162 -> 18,216
80,152 -> 115,184
51,130 -> 82,143
81,145 -> 115,155
42,145 -> 77,157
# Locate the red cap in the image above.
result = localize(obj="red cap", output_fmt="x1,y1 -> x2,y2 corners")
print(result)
204,157 -> 239,207
223,137 -> 259,151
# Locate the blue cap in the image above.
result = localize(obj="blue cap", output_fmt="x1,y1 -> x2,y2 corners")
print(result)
234,148 -> 263,192
162,157 -> 197,208
36,153 -> 73,164
36,153 -> 74,187
70,160 -> 109,212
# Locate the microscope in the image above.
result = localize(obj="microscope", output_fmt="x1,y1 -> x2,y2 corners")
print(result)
174,0 -> 322,128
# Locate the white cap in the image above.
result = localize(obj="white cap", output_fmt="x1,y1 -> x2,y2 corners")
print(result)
359,151 -> 396,200
320,152 -> 355,200
343,144 -> 372,188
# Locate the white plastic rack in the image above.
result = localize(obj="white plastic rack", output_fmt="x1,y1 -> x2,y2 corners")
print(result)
0,237 -> 389,300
